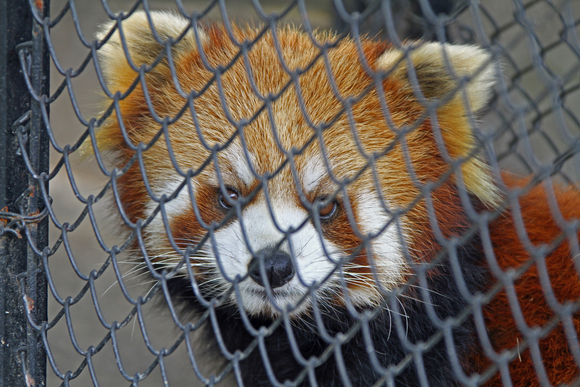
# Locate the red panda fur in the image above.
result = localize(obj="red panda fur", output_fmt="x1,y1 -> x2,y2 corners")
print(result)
93,11 -> 580,386
482,175 -> 580,385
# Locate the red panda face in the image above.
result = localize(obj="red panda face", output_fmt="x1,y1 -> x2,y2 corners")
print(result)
95,11 -> 497,318
163,159 -> 407,317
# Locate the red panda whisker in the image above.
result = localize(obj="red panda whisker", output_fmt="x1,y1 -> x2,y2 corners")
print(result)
142,281 -> 160,300
122,266 -> 150,277
394,293 -> 436,306
100,280 -> 121,298
341,271 -> 448,305
122,267 -> 151,279
294,230 -> 318,252
114,261 -> 149,265
101,266 -> 152,297
379,302 -> 411,321
128,279 -> 159,288
199,276 -> 232,289
395,296 -> 410,341
187,262 -> 219,267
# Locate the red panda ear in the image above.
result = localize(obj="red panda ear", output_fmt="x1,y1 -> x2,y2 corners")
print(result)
377,43 -> 500,207
376,42 -> 496,113
96,11 -> 205,92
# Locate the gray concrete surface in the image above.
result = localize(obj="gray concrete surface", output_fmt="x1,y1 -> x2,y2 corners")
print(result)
45,0 -> 580,386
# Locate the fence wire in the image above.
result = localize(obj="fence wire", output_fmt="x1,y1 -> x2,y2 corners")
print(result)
3,0 -> 580,386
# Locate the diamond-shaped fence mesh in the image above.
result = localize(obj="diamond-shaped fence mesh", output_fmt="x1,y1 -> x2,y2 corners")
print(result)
1,0 -> 580,386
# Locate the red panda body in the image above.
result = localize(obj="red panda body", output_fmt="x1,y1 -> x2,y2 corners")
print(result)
94,11 -> 580,386
484,178 -> 580,385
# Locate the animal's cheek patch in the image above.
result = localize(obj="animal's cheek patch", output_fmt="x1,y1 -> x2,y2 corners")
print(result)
137,175 -> 237,281
211,223 -> 254,284
350,191 -> 408,293
317,199 -> 362,257
161,180 -> 237,240
288,225 -> 343,287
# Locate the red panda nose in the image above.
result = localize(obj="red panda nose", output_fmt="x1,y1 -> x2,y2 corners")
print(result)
248,250 -> 295,289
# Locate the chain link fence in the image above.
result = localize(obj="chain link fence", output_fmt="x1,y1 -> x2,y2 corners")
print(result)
1,0 -> 580,386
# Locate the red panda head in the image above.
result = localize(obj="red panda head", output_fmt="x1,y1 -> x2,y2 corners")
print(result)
95,11 -> 498,318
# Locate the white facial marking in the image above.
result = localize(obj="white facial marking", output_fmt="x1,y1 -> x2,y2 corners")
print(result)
212,195 -> 342,316
142,174 -> 195,269
301,152 -> 328,195
145,174 -> 192,218
220,142 -> 256,187
350,190 -> 407,301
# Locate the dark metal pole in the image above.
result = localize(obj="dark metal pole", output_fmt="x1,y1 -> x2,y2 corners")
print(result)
0,0 -> 49,386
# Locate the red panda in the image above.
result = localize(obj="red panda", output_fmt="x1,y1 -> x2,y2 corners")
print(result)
93,11 -> 580,386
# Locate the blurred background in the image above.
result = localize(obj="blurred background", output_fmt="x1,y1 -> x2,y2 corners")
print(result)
46,0 -> 580,385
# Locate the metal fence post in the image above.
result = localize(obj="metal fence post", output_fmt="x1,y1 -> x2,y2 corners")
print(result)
0,0 -> 49,386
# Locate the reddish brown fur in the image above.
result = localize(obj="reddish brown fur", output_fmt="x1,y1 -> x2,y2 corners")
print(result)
95,17 -> 580,385
97,23 -> 475,238
481,176 -> 580,385
116,163 -> 148,224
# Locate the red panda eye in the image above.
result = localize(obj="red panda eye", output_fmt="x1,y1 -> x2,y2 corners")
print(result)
218,188 -> 239,209
318,199 -> 337,219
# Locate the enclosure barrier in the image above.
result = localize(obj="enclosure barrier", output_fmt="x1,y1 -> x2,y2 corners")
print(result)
1,0 -> 579,386
0,0 -> 49,386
